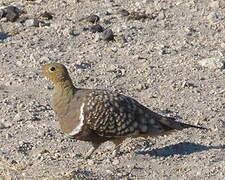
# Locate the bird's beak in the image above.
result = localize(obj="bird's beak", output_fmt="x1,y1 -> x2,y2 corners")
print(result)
35,69 -> 42,73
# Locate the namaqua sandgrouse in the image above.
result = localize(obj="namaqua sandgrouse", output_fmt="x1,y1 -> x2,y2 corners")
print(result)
41,63 -> 206,158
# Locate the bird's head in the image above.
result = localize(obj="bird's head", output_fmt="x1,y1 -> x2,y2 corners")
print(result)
41,63 -> 72,85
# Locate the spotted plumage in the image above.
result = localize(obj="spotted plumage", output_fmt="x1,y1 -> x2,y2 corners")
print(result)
41,63 -> 207,158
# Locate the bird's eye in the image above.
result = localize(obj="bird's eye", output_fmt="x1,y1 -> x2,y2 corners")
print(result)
49,66 -> 56,72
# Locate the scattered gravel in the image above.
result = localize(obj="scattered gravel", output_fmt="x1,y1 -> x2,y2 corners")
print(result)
0,0 -> 225,179
198,57 -> 225,69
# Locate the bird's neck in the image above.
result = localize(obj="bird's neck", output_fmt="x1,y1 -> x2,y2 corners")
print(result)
53,80 -> 77,106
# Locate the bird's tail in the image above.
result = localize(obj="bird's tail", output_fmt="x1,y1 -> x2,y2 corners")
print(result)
178,121 -> 208,130
158,117 -> 208,131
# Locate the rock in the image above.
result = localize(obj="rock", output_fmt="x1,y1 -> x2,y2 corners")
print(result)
0,122 -> 6,129
116,26 -> 122,33
79,14 -> 100,24
209,1 -> 220,9
87,14 -> 100,23
136,83 -> 149,91
25,19 -> 39,27
119,9 -> 130,17
6,6 -> 20,22
39,11 -> 53,20
16,60 -> 23,66
143,0 -> 153,3
157,10 -> 165,20
36,0 -> 44,3
63,27 -> 78,36
0,10 -> 3,19
0,8 -> 6,18
38,56 -> 51,64
0,24 -> 3,33
13,112 -> 30,121
5,133 -> 12,139
93,33 -> 101,42
207,12 -> 219,22
112,159 -> 119,165
198,58 -> 225,69
102,29 -> 114,41
87,159 -> 94,165
105,10 -> 112,16
90,24 -> 104,33
105,169 -> 113,174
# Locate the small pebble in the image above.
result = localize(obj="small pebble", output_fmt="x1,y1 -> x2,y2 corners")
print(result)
207,12 -> 219,21
36,0 -> 44,3
0,122 -> 6,129
119,9 -> 130,17
6,6 -> 20,22
39,11 -> 53,20
136,83 -> 149,91
0,24 -> 3,33
14,112 -> 26,121
157,10 -> 165,20
25,19 -> 39,27
112,159 -> 119,165
105,169 -> 113,174
198,57 -> 225,69
135,14 -> 148,20
209,1 -> 220,9
63,27 -> 79,36
102,29 -> 114,41
144,0 -> 153,3
87,14 -> 100,23
90,24 -> 104,33
0,8 -> 6,18
5,133 -> 12,139
87,159 -> 94,165
16,60 -> 23,66
93,33 -> 101,42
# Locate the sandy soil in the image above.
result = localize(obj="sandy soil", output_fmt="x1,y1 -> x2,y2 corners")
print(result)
0,0 -> 225,179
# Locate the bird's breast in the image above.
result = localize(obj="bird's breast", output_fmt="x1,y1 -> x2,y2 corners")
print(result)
53,94 -> 83,135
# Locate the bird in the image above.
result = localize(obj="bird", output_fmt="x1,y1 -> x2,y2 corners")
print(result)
40,62 -> 207,159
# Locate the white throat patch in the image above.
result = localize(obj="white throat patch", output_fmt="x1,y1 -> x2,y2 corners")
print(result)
68,103 -> 85,136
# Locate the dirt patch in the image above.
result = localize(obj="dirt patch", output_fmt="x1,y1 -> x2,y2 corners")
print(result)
0,0 -> 225,179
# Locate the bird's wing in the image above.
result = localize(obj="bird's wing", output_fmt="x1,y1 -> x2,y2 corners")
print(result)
82,90 -> 175,137
83,90 -> 141,137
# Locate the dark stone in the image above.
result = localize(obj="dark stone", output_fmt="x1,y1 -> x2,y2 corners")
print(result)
82,27 -> 89,31
40,11 -> 53,20
6,6 -> 20,22
87,14 -> 100,23
90,24 -> 104,33
119,9 -> 130,16
0,9 -> 7,19
134,14 -> 148,20
102,29 -> 114,41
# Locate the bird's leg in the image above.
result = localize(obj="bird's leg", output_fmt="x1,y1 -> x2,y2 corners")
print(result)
111,137 -> 126,157
85,143 -> 100,159
112,145 -> 121,157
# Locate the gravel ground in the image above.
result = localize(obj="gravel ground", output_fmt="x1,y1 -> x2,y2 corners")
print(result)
0,0 -> 225,179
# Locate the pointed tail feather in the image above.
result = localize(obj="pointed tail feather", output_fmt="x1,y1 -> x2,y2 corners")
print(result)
159,117 -> 208,131
178,122 -> 208,130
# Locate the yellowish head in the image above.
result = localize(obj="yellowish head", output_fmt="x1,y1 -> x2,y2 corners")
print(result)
41,63 -> 71,85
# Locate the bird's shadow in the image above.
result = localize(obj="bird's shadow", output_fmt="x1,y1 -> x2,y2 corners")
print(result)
136,141 -> 225,157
